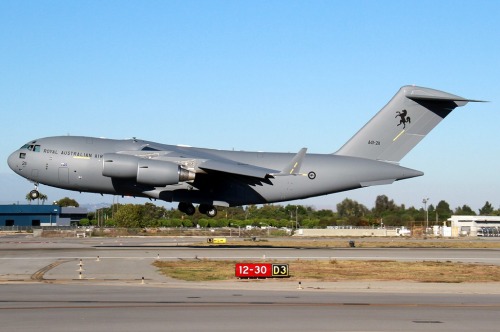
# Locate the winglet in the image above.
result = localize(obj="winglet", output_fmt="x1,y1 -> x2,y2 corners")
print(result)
272,148 -> 308,176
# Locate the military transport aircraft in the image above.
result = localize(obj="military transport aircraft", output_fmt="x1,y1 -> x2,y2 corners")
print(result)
8,86 -> 480,217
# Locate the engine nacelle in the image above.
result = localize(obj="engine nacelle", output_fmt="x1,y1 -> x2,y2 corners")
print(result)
102,153 -> 195,186
102,154 -> 137,178
136,159 -> 195,186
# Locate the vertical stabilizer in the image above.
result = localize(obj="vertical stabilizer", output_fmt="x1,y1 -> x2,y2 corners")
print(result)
334,86 -> 477,163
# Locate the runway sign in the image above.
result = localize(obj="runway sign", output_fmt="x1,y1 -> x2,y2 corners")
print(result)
235,263 -> 289,278
207,237 -> 227,244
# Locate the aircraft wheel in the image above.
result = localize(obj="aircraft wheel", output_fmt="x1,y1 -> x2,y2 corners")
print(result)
184,204 -> 196,215
178,202 -> 196,215
178,202 -> 186,213
206,206 -> 217,218
29,190 -> 40,199
198,204 -> 217,218
198,204 -> 208,215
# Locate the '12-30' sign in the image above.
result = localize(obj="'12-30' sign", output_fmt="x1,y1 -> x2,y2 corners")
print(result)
235,263 -> 289,278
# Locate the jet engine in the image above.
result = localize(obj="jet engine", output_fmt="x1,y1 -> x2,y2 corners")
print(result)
102,153 -> 195,186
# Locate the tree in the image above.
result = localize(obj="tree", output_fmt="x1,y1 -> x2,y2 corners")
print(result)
245,205 -> 258,219
479,201 -> 494,215
142,202 -> 166,221
454,205 -> 476,215
373,195 -> 398,217
113,204 -> 144,228
54,197 -> 80,207
436,200 -> 452,222
336,198 -> 369,219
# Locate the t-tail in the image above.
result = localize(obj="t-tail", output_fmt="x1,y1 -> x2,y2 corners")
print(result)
335,85 -> 482,163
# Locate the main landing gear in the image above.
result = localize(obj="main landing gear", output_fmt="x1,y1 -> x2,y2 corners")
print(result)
178,202 -> 218,218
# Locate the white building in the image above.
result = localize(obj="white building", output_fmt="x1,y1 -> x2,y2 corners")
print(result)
447,215 -> 500,237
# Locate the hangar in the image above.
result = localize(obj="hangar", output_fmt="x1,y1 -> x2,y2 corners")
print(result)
447,215 -> 500,237
0,205 -> 87,228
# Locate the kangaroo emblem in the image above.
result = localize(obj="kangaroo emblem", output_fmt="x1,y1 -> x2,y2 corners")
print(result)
395,109 -> 411,129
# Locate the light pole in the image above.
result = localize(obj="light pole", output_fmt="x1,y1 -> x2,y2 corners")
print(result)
422,198 -> 429,234
295,206 -> 299,230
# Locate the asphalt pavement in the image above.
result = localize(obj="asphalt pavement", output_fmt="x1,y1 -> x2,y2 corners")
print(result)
2,234 -> 500,332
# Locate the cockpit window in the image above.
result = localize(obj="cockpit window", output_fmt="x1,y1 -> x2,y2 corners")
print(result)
26,144 -> 41,152
21,144 -> 29,149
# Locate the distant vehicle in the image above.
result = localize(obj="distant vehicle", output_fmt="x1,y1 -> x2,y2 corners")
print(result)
396,227 -> 411,236
8,86 -> 481,217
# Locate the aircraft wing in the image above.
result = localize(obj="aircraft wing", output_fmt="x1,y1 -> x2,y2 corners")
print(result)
199,159 -> 279,179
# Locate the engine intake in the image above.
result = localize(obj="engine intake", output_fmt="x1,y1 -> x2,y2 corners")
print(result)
102,153 -> 195,186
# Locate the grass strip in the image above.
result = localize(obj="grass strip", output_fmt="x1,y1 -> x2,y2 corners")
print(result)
153,259 -> 500,283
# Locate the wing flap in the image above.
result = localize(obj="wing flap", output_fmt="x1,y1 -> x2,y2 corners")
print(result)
199,159 -> 279,179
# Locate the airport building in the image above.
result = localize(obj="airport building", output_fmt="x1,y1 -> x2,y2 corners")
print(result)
447,215 -> 500,237
0,205 -> 88,227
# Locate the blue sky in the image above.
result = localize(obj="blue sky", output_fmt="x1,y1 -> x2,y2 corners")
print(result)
1,1 -> 498,212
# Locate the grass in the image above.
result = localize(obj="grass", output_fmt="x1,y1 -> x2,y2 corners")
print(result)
153,259 -> 500,283
153,260 -> 236,281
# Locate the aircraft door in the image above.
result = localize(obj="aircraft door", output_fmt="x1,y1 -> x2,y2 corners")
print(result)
58,167 -> 69,184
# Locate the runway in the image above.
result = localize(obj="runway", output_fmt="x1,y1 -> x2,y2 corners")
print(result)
1,235 -> 500,331
2,283 -> 499,332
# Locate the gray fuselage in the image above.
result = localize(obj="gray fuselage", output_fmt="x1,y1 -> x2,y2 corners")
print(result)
8,136 -> 422,207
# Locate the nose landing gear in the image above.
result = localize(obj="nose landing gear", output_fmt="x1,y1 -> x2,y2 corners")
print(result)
29,185 -> 40,199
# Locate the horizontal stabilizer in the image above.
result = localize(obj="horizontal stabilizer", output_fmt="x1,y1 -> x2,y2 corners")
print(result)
406,90 -> 485,105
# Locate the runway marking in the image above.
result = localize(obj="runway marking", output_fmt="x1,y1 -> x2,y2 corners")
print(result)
30,259 -> 75,281
0,254 -> 500,270
2,256 -> 499,261
1,301 -> 500,311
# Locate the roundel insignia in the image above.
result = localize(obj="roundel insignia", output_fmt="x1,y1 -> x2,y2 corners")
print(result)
308,171 -> 316,180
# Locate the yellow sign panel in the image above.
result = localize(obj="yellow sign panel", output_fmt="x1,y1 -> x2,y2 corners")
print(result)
207,237 -> 227,244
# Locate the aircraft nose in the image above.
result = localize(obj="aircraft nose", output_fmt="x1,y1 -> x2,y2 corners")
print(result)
7,151 -> 19,172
